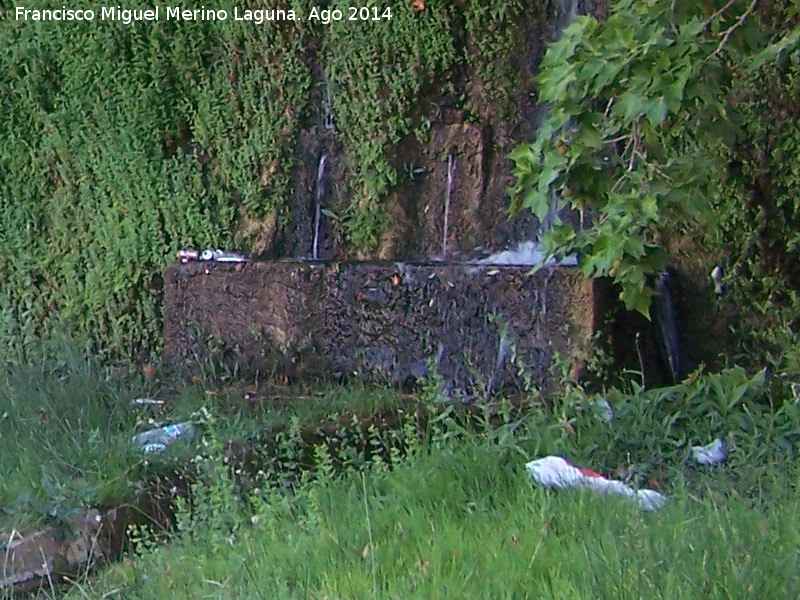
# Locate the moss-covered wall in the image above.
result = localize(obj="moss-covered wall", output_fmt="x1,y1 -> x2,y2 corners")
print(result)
0,0 -> 616,360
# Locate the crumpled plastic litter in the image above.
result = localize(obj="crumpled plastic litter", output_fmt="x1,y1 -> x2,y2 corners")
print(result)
690,438 -> 727,466
178,248 -> 247,263
132,397 -> 164,406
711,265 -> 726,296
200,248 -> 247,263
131,423 -> 195,455
178,249 -> 199,263
526,456 -> 667,512
592,395 -> 614,423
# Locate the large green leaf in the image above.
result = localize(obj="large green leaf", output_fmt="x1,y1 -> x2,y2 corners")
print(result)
644,97 -> 668,127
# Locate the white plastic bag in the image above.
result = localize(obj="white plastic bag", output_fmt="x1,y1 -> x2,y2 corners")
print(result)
526,456 -> 667,512
690,438 -> 727,466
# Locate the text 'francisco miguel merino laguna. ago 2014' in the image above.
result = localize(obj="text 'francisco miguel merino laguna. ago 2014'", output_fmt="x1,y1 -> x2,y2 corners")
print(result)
14,5 -> 394,24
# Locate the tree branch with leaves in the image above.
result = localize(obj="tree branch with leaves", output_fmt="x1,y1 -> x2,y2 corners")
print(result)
510,0 -> 797,316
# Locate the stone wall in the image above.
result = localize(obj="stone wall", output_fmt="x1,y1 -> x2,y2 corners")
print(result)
164,260 -> 603,399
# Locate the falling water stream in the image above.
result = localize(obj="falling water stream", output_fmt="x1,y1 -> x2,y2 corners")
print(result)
442,152 -> 455,258
312,153 -> 328,261
321,69 -> 335,132
536,0 -> 578,241
653,270 -> 685,383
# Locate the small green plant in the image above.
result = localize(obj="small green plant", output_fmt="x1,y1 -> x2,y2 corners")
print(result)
127,522 -> 161,558
418,358 -> 449,407
176,423 -> 243,550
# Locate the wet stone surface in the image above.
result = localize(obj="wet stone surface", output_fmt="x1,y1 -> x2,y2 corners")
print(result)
164,260 -> 600,400
1,510 -> 103,594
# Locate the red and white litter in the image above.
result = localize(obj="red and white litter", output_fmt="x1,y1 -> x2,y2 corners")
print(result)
526,456 -> 667,512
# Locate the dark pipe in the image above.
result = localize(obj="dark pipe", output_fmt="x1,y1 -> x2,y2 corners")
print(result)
653,270 -> 685,383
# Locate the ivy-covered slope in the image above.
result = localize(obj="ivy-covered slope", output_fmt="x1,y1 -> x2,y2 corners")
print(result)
1,5 -> 312,359
3,0 -> 540,360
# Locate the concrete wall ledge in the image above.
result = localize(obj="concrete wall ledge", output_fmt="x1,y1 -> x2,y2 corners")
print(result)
164,260 -> 601,399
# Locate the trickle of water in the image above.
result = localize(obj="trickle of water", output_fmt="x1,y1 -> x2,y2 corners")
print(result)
654,271 -> 684,383
552,0 -> 577,30
322,69 -> 335,131
536,0 -> 578,241
486,330 -> 512,397
312,153 -> 329,261
539,188 -> 560,238
443,152 -> 455,258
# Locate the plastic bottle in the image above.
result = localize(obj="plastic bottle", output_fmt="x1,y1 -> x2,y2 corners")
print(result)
131,423 -> 195,454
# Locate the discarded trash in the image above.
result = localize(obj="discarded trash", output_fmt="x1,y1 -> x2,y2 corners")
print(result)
200,249 -> 247,263
711,265 -> 726,296
792,382 -> 800,405
132,397 -> 165,407
690,438 -> 727,466
526,456 -> 667,511
178,249 -> 199,263
592,395 -> 614,423
131,423 -> 195,455
140,443 -> 166,454
635,489 -> 668,512
178,248 -> 247,263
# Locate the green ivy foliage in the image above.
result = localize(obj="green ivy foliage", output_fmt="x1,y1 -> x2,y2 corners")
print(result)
0,2 -> 315,360
707,7 -> 800,368
463,0 -> 536,121
2,0 -> 521,358
509,0 -> 800,317
725,32 -> 800,281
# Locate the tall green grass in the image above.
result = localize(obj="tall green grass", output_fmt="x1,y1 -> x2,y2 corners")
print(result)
0,340 -> 143,530
0,335 -> 412,533
65,408 -> 800,600
6,338 -> 800,598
